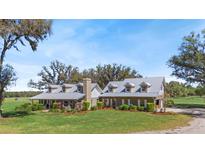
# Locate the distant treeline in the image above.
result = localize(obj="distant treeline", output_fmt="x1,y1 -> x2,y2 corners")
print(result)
5,91 -> 41,98
165,81 -> 205,97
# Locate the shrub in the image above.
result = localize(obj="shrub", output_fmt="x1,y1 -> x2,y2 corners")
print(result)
137,106 -> 144,111
66,108 -> 72,112
52,102 -> 58,109
61,108 -> 65,113
146,103 -> 155,112
91,106 -> 97,111
119,104 -> 129,110
31,103 -> 45,111
71,109 -> 77,113
15,103 -> 32,114
166,99 -> 175,107
83,101 -> 91,111
97,101 -> 104,109
129,104 -> 137,110
37,104 -> 45,110
31,103 -> 39,111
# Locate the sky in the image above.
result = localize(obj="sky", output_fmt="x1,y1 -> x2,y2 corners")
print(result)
5,19 -> 205,91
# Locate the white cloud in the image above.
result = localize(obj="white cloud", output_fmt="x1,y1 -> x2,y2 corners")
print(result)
6,62 -> 42,91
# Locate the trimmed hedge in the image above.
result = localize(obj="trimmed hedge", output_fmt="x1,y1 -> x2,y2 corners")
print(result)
91,106 -> 97,111
146,103 -> 155,112
129,104 -> 137,110
83,101 -> 91,111
97,101 -> 104,109
52,102 -> 58,109
137,106 -> 145,111
119,104 -> 129,110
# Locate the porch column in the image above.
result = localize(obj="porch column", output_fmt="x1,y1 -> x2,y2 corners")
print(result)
144,99 -> 147,108
48,100 -> 51,109
122,99 -> 124,105
110,99 -> 112,107
138,99 -> 140,107
106,99 -> 109,106
128,99 -> 130,106
160,100 -> 163,109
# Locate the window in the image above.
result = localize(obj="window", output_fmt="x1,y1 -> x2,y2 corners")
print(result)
126,87 -> 131,92
77,86 -> 83,93
141,87 -> 147,92
64,101 -> 69,106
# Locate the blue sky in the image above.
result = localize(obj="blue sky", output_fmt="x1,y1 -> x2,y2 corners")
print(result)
5,19 -> 205,91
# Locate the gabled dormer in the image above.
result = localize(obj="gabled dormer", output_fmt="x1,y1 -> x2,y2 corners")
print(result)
108,83 -> 118,92
62,84 -> 73,92
48,85 -> 59,93
124,82 -> 135,93
140,81 -> 151,92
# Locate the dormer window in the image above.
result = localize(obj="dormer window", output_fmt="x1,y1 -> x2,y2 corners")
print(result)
48,87 -> 52,93
62,86 -> 66,92
124,82 -> 135,93
140,81 -> 151,92
48,85 -> 58,93
62,84 -> 73,92
77,83 -> 83,93
108,83 -> 118,92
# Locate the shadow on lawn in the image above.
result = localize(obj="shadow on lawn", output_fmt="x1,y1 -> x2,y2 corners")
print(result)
2,111 -> 33,118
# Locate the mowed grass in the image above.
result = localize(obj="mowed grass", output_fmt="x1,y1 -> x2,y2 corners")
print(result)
173,96 -> 205,108
2,97 -> 31,112
0,97 -> 191,134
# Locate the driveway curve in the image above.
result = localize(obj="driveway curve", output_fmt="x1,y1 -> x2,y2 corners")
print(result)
141,108 -> 205,134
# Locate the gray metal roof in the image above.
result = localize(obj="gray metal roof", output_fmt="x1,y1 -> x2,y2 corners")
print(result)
31,82 -> 102,100
45,83 -> 101,93
100,92 -> 161,98
101,77 -> 164,98
31,92 -> 85,100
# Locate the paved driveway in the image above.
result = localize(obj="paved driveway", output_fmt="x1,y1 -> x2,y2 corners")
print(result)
142,108 -> 205,134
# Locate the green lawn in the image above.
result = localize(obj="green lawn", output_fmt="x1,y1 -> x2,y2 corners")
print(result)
0,97 -> 191,134
173,96 -> 205,108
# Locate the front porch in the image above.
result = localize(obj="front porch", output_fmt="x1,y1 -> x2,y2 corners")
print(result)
32,99 -> 83,110
100,97 -> 165,111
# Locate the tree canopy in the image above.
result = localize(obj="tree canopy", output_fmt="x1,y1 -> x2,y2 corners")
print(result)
28,60 -> 81,90
168,30 -> 205,85
165,81 -> 199,97
82,64 -> 142,88
28,61 -> 142,89
0,19 -> 52,117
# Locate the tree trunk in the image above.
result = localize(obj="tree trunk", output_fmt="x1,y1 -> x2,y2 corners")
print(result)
0,46 -> 7,118
0,96 -> 3,118
0,101 -> 2,118
0,91 -> 4,118
0,109 -> 2,118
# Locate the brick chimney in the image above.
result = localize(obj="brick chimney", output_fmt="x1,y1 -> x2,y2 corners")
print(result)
83,78 -> 91,102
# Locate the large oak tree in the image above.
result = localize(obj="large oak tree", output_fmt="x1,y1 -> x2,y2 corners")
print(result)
82,64 -> 142,88
29,62 -> 142,90
168,30 -> 205,85
0,19 -> 52,117
28,60 -> 81,90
